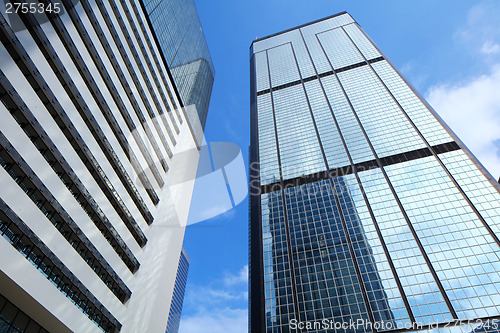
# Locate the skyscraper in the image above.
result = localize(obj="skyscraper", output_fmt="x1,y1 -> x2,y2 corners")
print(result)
249,12 -> 500,333
166,248 -> 189,333
0,0 -> 212,332
143,0 -> 215,131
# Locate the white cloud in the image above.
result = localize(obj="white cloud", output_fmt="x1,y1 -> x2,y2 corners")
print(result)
182,278 -> 247,307
179,265 -> 248,333
426,64 -> 500,178
223,265 -> 248,286
179,308 -> 247,333
481,41 -> 500,55
455,0 -> 500,61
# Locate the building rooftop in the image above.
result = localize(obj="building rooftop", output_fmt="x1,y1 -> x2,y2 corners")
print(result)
250,11 -> 348,46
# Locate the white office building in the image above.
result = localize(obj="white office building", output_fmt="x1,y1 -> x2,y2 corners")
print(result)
0,0 -> 206,331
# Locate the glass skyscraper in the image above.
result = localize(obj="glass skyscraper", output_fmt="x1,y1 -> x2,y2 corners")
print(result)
143,0 -> 215,130
166,248 -> 189,333
249,12 -> 500,333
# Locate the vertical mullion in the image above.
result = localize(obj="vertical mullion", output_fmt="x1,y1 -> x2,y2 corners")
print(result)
298,28 -> 417,325
265,50 -> 301,326
289,39 -> 378,329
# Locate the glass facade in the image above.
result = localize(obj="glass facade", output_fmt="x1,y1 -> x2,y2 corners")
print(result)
143,0 -> 215,129
166,248 -> 189,333
249,12 -> 500,333
0,294 -> 48,333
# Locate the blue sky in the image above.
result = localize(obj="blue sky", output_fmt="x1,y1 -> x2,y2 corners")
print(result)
180,1 -> 500,332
